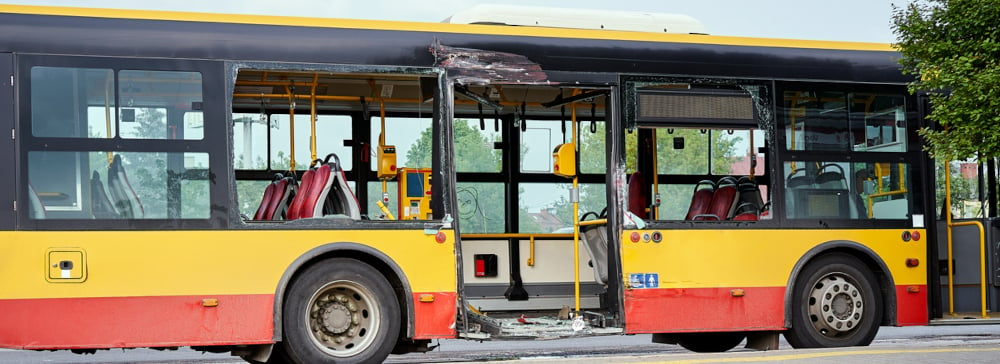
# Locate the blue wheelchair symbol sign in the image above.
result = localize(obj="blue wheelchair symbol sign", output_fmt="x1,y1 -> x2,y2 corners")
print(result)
630,273 -> 658,289
629,273 -> 645,288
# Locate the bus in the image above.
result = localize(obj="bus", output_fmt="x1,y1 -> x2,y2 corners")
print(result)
0,4 -> 996,363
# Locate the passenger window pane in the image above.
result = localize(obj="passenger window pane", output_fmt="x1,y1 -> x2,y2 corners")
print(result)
783,91 -> 849,151
579,121 -> 606,174
453,119 -> 502,173
519,183 -> 605,233
367,181 -> 398,219
237,179 -> 271,219
852,94 -> 907,152
28,151 -> 210,219
656,128 -> 709,175
371,117 -> 432,171
119,70 -> 203,140
784,161 -> 910,219
456,182 -> 505,233
232,112 -> 268,170
31,67 -> 115,138
711,129 -> 766,176
520,120 -> 564,174
271,114 -> 353,171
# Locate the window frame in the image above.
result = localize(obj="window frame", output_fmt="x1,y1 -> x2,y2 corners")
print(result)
17,55 -> 228,230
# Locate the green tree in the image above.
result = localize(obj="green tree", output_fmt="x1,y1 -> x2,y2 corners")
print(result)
892,0 -> 1000,160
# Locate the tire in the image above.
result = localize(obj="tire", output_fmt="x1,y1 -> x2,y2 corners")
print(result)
784,253 -> 882,348
677,332 -> 746,353
241,344 -> 292,364
281,258 -> 401,364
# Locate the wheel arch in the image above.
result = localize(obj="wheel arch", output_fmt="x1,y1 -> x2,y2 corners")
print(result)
782,240 -> 898,328
271,242 -> 415,343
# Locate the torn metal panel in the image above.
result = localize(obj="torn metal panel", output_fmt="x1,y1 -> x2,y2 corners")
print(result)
430,40 -> 548,85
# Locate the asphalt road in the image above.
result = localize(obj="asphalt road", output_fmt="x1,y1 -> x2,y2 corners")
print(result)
1,324 -> 998,363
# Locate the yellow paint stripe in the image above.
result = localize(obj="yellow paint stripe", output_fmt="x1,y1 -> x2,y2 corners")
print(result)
620,229 -> 926,288
658,347 -> 1000,363
0,4 -> 893,52
0,229 -> 456,299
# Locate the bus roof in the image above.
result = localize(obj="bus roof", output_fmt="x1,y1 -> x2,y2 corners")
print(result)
0,4 -> 894,52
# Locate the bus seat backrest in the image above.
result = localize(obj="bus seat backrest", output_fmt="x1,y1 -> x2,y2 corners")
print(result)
700,177 -> 739,220
107,154 -> 144,219
269,177 -> 297,220
785,170 -> 814,218
90,171 -> 119,219
27,184 -> 46,219
253,182 -> 277,220
815,171 -> 847,189
307,164 -> 335,218
737,178 -> 764,211
685,180 -> 716,220
732,202 -> 759,221
627,171 -> 648,219
327,155 -> 361,219
286,169 -> 316,220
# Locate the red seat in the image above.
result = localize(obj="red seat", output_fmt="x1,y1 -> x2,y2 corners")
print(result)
286,169 -> 316,220
627,171 -> 647,219
285,153 -> 360,220
252,183 -> 277,220
702,179 -> 739,220
685,180 -> 715,220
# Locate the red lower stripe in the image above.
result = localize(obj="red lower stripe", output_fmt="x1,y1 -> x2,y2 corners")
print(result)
895,285 -> 928,326
624,287 -> 786,333
0,295 -> 274,349
411,292 -> 457,339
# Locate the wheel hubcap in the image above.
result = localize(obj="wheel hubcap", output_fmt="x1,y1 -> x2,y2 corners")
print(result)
306,281 -> 380,357
807,273 -> 863,337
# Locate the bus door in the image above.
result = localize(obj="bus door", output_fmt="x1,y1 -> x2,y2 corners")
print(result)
1,53 -> 12,230
448,79 -> 619,333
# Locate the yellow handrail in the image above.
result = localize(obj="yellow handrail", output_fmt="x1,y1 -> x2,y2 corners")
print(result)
944,160 -> 988,318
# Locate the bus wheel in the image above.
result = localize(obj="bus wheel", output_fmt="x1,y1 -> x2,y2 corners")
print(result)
677,332 -> 745,352
281,258 -> 400,364
785,253 -> 881,348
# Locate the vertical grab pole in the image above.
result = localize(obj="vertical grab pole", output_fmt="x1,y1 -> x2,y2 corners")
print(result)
945,160 -> 955,315
310,74 -> 318,163
285,85 -> 297,171
571,92 -> 581,313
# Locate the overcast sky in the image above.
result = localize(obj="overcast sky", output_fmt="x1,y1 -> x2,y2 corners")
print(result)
7,0 -> 907,43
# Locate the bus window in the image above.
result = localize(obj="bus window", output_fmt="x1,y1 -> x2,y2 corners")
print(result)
650,127 -> 767,221
31,67 -> 115,138
784,91 -> 907,153
518,182 -> 606,233
455,182 -> 505,234
27,151 -> 210,219
454,119 -> 502,173
784,161 -> 910,220
579,121 -> 607,174
232,112 -> 268,170
118,70 -> 203,140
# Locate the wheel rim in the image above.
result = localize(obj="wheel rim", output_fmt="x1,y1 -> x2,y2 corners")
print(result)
806,272 -> 864,338
304,280 -> 381,358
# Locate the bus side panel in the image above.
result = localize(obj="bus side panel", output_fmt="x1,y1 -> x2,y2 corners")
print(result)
0,295 -> 274,349
411,291 -> 458,339
895,285 -> 928,326
624,287 -> 785,333
0,230 -> 457,349
620,229 -> 926,333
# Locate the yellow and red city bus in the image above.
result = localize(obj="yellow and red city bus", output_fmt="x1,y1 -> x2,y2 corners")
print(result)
0,4 -> 991,364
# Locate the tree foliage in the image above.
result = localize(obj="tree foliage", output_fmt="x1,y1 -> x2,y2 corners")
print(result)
892,0 -> 1000,160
